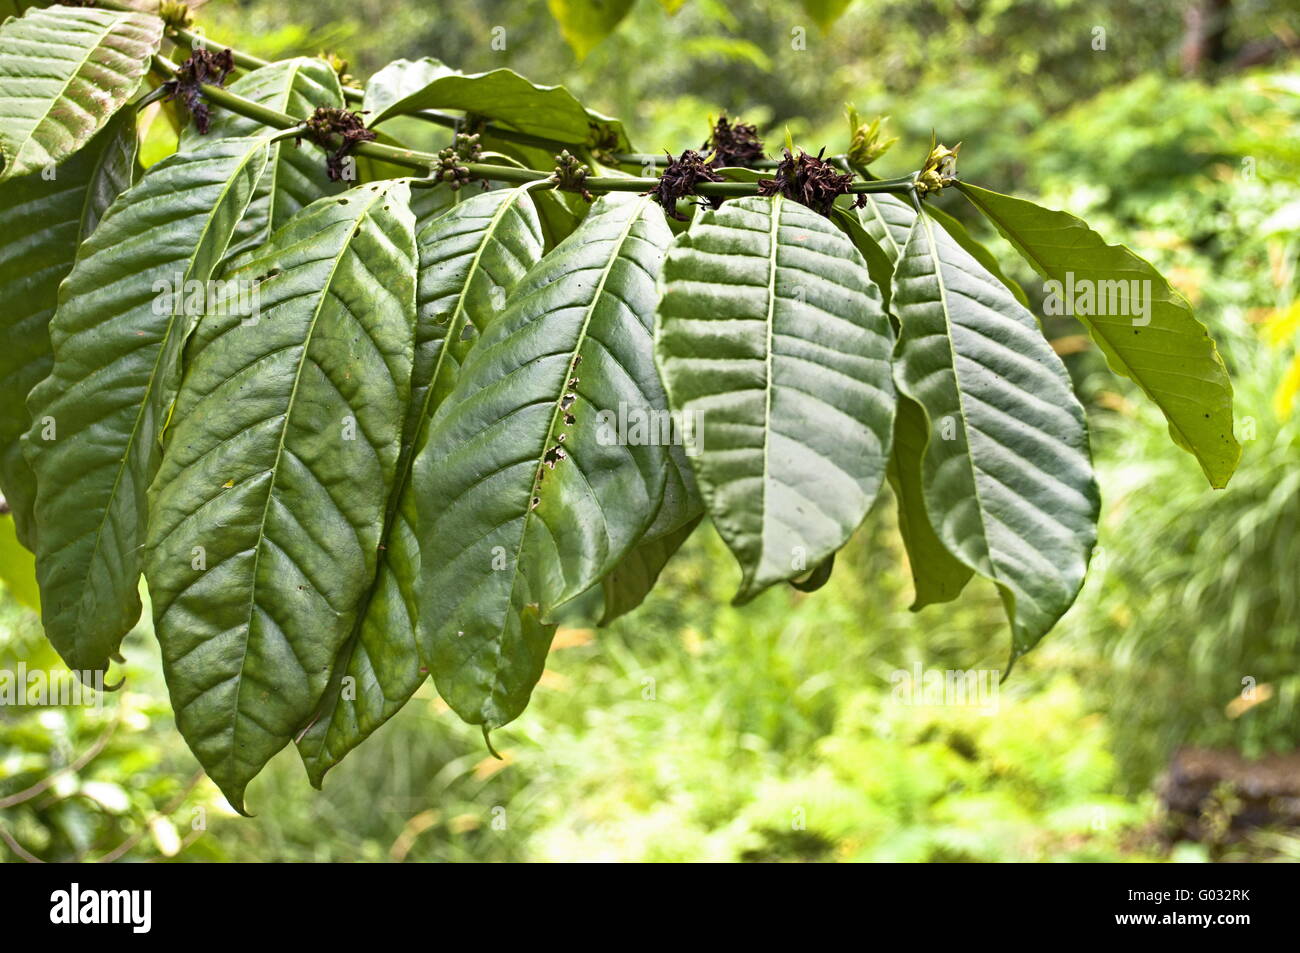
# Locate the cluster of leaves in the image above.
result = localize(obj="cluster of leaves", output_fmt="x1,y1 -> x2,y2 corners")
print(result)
0,5 -> 1238,810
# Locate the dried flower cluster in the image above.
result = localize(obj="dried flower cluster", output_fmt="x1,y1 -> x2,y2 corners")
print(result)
301,107 -> 377,181
758,148 -> 862,216
647,149 -> 724,220
164,48 -> 234,135
704,114 -> 765,168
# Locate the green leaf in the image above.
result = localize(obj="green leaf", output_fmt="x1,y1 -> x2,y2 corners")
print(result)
887,394 -> 973,609
851,192 -> 915,263
23,133 -> 275,677
0,5 -> 162,180
800,0 -> 855,32
0,511 -> 39,611
597,514 -> 701,625
923,201 -> 1029,308
363,56 -> 629,152
892,212 -> 1099,661
414,192 -> 673,729
296,185 -> 545,785
655,195 -> 896,602
0,105 -> 136,550
144,180 -> 418,812
546,0 -> 635,60
182,57 -> 346,258
960,182 -> 1239,488
789,552 -> 834,592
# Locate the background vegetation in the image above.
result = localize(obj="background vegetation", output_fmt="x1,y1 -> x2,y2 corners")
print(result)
2,0 -> 1298,862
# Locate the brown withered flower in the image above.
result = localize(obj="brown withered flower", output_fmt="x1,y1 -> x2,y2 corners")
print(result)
300,107 -> 377,181
758,147 -> 862,216
647,149 -> 724,221
704,115 -> 765,169
163,48 -> 235,134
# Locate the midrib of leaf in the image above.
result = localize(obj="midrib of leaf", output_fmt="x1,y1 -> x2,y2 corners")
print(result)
759,195 -> 780,587
862,194 -> 902,259
492,194 -> 650,686
7,14 -> 122,172
960,185 -> 1197,455
918,213 -> 995,576
70,141 -> 270,631
225,183 -> 392,767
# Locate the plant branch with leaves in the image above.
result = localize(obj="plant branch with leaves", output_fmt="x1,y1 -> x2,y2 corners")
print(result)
0,3 -> 1238,811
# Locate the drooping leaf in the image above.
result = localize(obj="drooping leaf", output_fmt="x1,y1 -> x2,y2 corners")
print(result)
850,192 -> 914,264
596,514 -> 701,625
0,5 -> 162,180
414,192 -> 673,729
887,394 -> 973,609
655,195 -> 896,603
800,0 -> 855,33
789,552 -> 835,593
182,57 -> 346,259
960,182 -> 1239,488
546,0 -> 635,60
831,200 -> 897,312
144,180 -> 418,812
362,56 -> 629,153
23,133 -> 276,677
0,511 -> 39,611
892,211 -> 1099,661
297,185 -> 545,784
0,104 -> 136,550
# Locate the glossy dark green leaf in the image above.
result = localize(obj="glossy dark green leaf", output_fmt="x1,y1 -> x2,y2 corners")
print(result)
0,105 -> 136,550
24,134 -> 275,676
363,56 -> 629,152
655,195 -> 896,603
961,182 -> 1238,487
923,201 -> 1029,308
182,57 -> 346,259
597,514 -> 701,625
0,5 -> 161,179
414,192 -> 673,729
789,552 -> 834,593
145,180 -> 418,812
297,185 -> 544,784
892,211 -> 1099,661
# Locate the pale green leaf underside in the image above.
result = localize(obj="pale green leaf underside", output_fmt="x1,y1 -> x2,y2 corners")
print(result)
892,212 -> 1099,660
960,182 -> 1239,488
297,186 -> 544,785
655,195 -> 897,603
363,56 -> 629,151
23,134 -> 274,676
0,5 -> 161,180
0,105 -> 135,550
144,181 -> 417,812
415,192 -> 672,729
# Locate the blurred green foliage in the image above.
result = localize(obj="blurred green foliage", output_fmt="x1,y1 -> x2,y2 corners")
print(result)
2,0 -> 1299,862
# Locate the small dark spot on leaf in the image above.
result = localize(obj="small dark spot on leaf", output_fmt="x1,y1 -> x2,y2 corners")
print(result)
460,323 -> 476,341
560,393 -> 576,410
543,445 -> 567,469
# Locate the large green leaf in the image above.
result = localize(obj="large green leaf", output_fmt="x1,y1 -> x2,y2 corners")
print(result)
596,514 -> 701,625
0,105 -> 136,550
892,212 -> 1099,661
23,134 -> 275,677
413,192 -> 672,729
296,185 -> 545,784
655,195 -> 896,602
0,5 -> 161,180
362,56 -> 629,152
546,0 -> 635,60
887,394 -> 973,609
182,57 -> 345,259
145,180 -> 418,812
960,182 -> 1239,488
